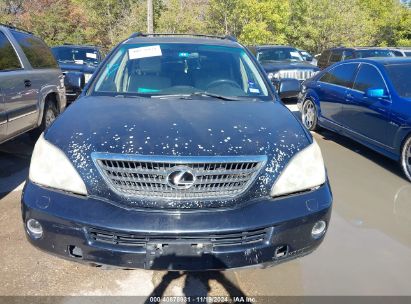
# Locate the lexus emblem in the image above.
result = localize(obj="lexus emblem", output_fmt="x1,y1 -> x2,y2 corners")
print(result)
167,167 -> 196,190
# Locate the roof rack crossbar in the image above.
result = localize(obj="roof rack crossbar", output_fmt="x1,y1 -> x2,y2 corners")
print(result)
0,23 -> 32,34
128,32 -> 237,42
61,43 -> 99,48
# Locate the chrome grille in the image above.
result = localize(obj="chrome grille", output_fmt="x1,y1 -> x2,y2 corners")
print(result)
92,154 -> 266,200
277,69 -> 317,80
88,226 -> 270,248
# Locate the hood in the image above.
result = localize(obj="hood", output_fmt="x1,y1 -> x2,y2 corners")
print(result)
45,96 -> 311,209
260,61 -> 319,73
59,62 -> 97,74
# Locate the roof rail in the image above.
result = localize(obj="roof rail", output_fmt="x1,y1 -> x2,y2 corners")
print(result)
128,32 -> 237,42
60,43 -> 99,48
128,32 -> 145,39
0,23 -> 32,34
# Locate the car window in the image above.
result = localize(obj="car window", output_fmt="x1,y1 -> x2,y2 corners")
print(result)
92,43 -> 269,99
299,51 -> 312,61
385,63 -> 411,98
404,51 -> 411,57
353,64 -> 386,92
52,47 -> 101,66
343,50 -> 354,60
329,50 -> 343,63
319,63 -> 358,88
354,49 -> 394,58
392,50 -> 404,57
11,30 -> 58,69
0,31 -> 21,71
318,50 -> 330,67
256,48 -> 303,62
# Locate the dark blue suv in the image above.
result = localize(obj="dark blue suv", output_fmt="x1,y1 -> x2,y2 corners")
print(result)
52,45 -> 102,103
298,58 -> 411,182
22,34 -> 332,270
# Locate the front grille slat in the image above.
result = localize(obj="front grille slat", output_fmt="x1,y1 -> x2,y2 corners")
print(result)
94,155 -> 266,200
88,227 -> 270,248
276,69 -> 317,81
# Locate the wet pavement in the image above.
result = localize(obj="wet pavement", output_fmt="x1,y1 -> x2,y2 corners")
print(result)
0,105 -> 410,297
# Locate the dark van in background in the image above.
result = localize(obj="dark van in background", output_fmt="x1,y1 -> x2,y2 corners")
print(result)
317,47 -> 395,69
51,44 -> 102,103
0,24 -> 65,144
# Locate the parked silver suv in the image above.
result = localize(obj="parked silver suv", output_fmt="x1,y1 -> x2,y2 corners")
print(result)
0,24 -> 66,144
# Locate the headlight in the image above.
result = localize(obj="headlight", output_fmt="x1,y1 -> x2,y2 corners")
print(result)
268,72 -> 279,80
271,140 -> 326,197
301,84 -> 307,93
84,73 -> 93,83
29,134 -> 87,195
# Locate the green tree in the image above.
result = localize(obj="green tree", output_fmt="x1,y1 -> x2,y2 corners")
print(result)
207,0 -> 243,37
393,4 -> 411,46
358,0 -> 405,46
156,0 -> 208,34
71,0 -> 146,48
238,0 -> 290,45
16,0 -> 86,46
207,0 -> 290,45
0,0 -> 25,25
287,0 -> 375,53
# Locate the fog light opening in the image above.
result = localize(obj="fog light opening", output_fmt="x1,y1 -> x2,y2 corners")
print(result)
26,219 -> 43,239
274,245 -> 289,258
312,220 -> 327,239
68,245 -> 83,259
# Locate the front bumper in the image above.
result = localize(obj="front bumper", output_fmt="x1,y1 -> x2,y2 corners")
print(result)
22,181 -> 332,270
65,91 -> 80,103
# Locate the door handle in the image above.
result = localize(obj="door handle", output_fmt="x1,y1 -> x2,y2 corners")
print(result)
24,80 -> 31,87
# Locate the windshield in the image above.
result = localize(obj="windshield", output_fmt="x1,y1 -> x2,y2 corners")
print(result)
355,49 -> 394,58
257,48 -> 303,62
386,63 -> 411,98
91,43 -> 270,99
52,47 -> 100,65
299,51 -> 313,61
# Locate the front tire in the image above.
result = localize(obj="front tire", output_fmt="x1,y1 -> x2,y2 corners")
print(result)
302,99 -> 318,131
30,102 -> 58,140
401,136 -> 411,182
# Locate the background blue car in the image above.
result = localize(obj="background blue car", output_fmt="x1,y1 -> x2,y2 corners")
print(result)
298,58 -> 411,182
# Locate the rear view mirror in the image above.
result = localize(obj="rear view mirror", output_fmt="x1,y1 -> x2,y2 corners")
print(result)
64,71 -> 85,92
278,79 -> 301,99
365,88 -> 388,99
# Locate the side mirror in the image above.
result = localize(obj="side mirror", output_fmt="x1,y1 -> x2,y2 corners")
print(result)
64,71 -> 85,92
278,78 -> 301,99
365,88 -> 388,99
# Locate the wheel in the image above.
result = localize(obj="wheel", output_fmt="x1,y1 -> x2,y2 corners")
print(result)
29,102 -> 58,140
400,136 -> 411,182
302,99 -> 318,131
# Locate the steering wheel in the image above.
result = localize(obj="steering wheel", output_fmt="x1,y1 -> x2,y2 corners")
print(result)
206,79 -> 241,90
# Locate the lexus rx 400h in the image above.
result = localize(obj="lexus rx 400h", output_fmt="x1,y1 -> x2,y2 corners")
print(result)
22,34 -> 332,270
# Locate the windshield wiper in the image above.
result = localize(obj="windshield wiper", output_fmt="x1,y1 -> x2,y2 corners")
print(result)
151,92 -> 241,101
191,91 -> 242,101
151,94 -> 192,99
58,59 -> 75,63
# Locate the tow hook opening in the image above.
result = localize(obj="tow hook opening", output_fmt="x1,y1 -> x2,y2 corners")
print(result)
274,245 -> 289,258
68,245 -> 83,258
